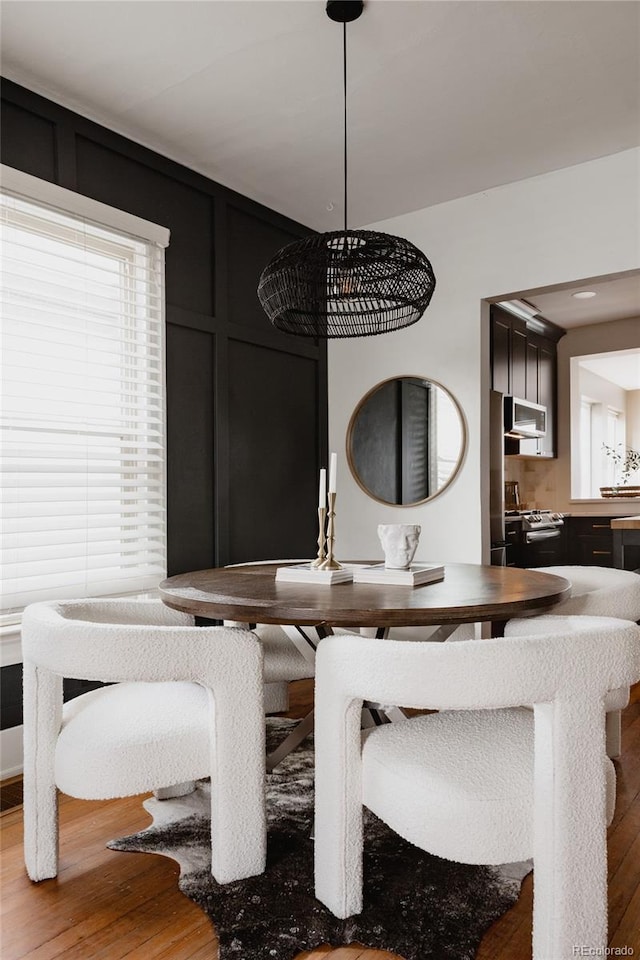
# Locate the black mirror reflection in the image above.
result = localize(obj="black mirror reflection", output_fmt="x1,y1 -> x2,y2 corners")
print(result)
347,377 -> 466,506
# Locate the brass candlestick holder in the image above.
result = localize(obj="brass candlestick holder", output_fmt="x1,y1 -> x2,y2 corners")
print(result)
320,492 -> 342,570
311,506 -> 327,567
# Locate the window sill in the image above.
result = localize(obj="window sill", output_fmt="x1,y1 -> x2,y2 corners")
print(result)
569,498 -> 640,505
566,499 -> 640,519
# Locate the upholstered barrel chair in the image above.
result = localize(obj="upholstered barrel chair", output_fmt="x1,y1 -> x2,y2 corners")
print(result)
21,598 -> 267,885
242,622 -> 316,713
506,566 -> 640,756
224,561 -> 316,713
521,565 -> 640,620
314,619 -> 640,959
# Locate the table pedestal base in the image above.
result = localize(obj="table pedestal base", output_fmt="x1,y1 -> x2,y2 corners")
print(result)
266,710 -> 315,773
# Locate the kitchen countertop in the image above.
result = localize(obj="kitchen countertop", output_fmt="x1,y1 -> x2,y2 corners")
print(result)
564,501 -> 640,518
610,517 -> 640,529
505,510 -> 640,521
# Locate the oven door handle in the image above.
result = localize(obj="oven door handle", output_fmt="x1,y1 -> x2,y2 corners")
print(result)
525,528 -> 562,543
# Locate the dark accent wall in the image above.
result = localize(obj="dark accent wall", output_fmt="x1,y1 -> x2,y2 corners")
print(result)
1,78 -> 328,730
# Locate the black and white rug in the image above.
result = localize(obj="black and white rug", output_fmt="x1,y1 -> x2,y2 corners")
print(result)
108,719 -> 531,960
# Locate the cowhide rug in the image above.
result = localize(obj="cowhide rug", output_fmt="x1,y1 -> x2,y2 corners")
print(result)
108,718 -> 531,960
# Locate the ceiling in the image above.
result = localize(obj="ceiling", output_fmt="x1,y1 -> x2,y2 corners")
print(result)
525,273 -> 640,329
1,1 -> 639,231
579,350 -> 640,392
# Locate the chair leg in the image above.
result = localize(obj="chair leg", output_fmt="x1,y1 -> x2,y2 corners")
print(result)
606,709 -> 622,759
207,683 -> 267,884
22,662 -> 63,881
314,697 -> 364,919
532,701 -> 608,959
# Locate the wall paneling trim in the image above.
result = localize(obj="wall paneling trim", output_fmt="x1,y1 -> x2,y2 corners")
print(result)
0,78 -> 328,736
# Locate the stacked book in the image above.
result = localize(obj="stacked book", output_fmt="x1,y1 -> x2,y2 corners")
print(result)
352,562 -> 445,586
275,563 -> 353,584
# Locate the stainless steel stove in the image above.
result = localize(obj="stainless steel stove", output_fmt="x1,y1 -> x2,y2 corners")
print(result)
504,509 -> 566,565
517,509 -> 565,533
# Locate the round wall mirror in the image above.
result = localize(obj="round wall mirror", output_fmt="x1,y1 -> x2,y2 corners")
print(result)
346,376 -> 466,506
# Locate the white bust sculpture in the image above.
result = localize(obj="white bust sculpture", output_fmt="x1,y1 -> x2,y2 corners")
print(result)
377,523 -> 421,570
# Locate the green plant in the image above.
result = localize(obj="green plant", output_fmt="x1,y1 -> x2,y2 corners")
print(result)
602,443 -> 640,485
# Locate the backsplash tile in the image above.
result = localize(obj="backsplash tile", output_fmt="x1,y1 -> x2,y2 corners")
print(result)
504,458 -> 559,511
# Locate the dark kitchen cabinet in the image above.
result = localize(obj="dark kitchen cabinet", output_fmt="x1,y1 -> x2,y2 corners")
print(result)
492,312 -> 511,395
490,306 -> 527,398
518,333 -> 556,459
490,305 -> 564,458
511,327 -> 528,399
504,519 -> 522,567
537,341 -> 556,459
567,517 -> 614,567
525,341 -> 539,402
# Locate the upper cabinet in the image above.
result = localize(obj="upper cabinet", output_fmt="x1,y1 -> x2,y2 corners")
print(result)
536,339 -> 556,458
491,309 -> 511,395
490,305 -> 564,459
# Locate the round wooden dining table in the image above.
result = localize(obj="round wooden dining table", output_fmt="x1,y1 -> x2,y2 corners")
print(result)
160,561 -> 571,768
159,561 -> 571,629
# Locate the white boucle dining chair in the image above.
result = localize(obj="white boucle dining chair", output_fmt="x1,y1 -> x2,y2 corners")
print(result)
21,598 -> 267,885
314,619 -> 640,960
242,621 -> 317,712
224,561 -> 317,714
520,565 -> 640,620
506,565 -> 640,758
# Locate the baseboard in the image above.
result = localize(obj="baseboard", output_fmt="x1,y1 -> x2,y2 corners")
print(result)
1,725 -> 23,779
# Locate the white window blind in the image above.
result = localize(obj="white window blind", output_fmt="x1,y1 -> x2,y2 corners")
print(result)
1,171 -> 169,623
578,398 -> 594,498
604,408 -> 624,487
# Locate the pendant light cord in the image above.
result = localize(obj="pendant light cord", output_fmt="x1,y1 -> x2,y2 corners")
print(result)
258,1 -> 436,338
343,20 -> 348,233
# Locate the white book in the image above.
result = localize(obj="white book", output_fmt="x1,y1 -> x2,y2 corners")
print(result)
275,563 -> 354,585
352,563 -> 445,586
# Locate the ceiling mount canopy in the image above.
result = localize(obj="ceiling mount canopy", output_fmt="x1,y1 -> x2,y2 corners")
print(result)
258,0 -> 436,339
326,0 -> 364,23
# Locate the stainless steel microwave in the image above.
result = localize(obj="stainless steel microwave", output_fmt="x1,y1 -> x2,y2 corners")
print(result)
504,396 -> 547,439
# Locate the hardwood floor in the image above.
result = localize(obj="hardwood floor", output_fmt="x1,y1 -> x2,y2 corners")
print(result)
2,680 -> 639,960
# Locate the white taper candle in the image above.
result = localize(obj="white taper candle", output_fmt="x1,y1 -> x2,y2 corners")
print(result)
329,452 -> 337,493
318,467 -> 326,507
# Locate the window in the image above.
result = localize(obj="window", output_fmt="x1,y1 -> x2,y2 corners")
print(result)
570,349 -> 638,499
578,398 -> 593,497
1,167 -> 169,624
603,407 -> 624,486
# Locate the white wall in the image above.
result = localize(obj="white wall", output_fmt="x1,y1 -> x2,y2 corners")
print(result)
629,389 -> 640,452
558,317 -> 640,510
328,149 -> 640,563
576,367 -> 627,411
570,363 -> 627,496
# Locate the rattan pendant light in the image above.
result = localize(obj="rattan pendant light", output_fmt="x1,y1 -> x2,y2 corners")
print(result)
257,0 -> 436,339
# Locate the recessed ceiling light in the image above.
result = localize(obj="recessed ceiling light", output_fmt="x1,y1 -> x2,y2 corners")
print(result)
572,290 -> 597,299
